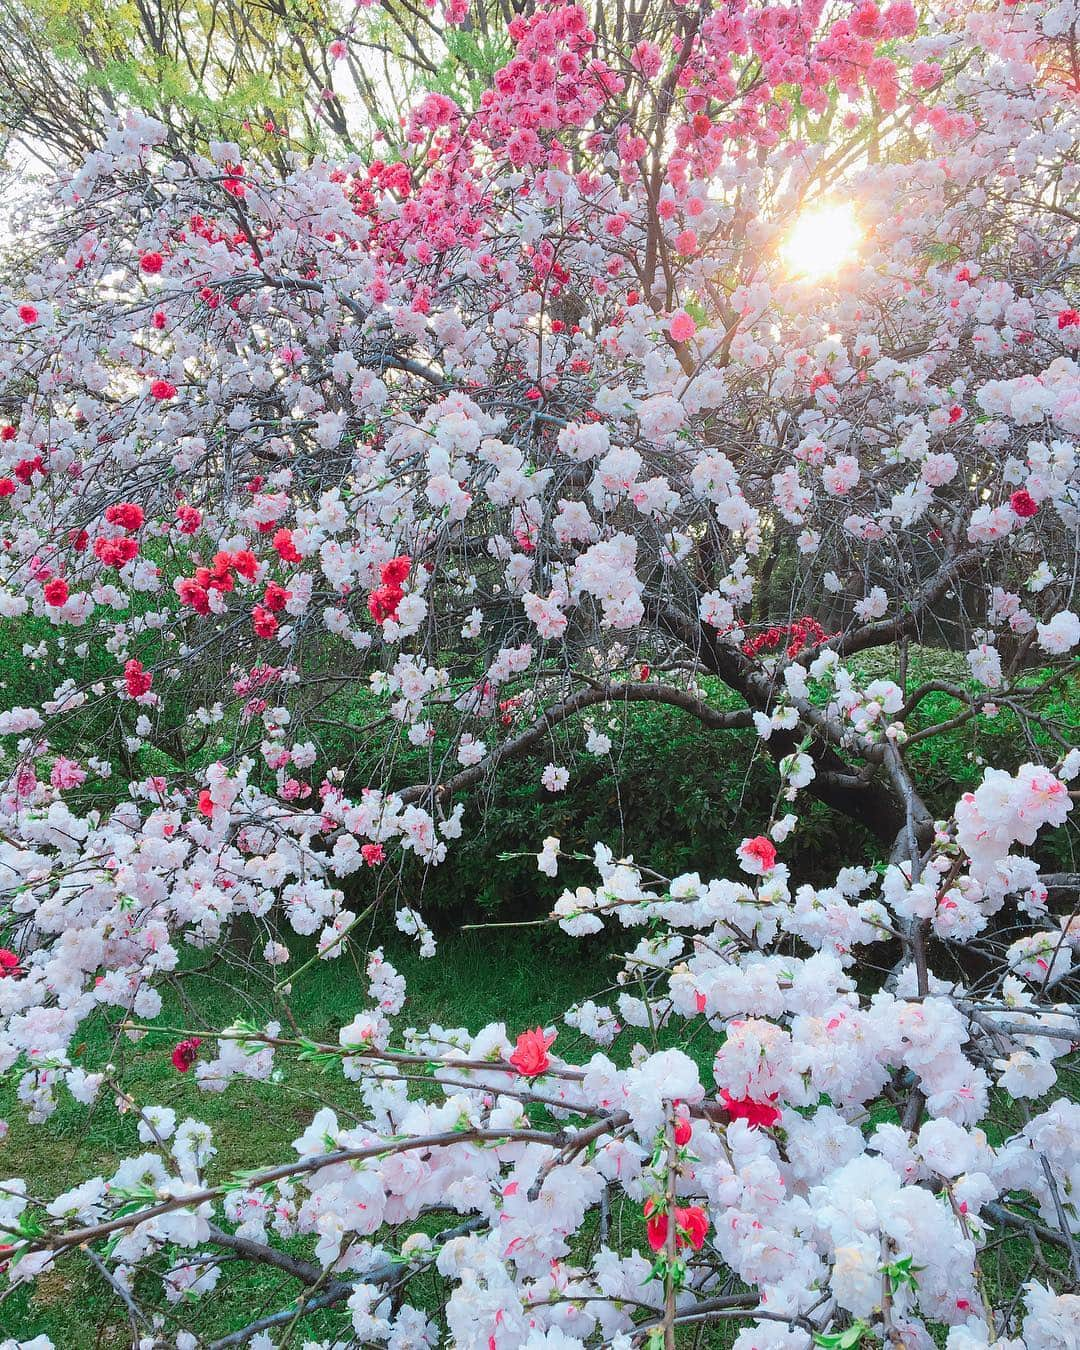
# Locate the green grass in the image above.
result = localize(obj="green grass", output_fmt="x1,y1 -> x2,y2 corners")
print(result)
0,916 -> 761,1345
0,925 -> 618,1344
0,635 -> 1076,1342
1,915 -> 1076,1346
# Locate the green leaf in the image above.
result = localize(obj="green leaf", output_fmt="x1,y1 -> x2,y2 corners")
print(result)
814,1322 -> 871,1350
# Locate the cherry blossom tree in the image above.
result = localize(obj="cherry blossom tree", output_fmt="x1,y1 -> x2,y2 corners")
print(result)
0,0 -> 1078,1345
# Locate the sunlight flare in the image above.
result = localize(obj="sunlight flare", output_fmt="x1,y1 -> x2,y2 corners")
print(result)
780,201 -> 861,280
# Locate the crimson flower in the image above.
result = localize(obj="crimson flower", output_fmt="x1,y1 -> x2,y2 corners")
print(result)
644,1199 -> 709,1252
678,1205 -> 709,1250
177,578 -> 211,613
94,536 -> 139,568
43,578 -> 69,607
14,456 -> 45,484
1009,490 -> 1038,519
740,835 -> 777,872
231,550 -> 258,580
719,1090 -> 782,1129
509,1026 -> 556,1077
105,502 -> 145,531
171,1037 -> 202,1073
381,555 -> 412,586
262,582 -> 291,612
644,1200 -> 668,1252
368,584 -> 403,623
123,659 -> 153,698
252,605 -> 279,638
273,528 -> 302,563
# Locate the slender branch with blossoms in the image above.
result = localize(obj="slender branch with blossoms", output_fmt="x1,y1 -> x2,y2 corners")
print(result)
1,755 -> 1078,1346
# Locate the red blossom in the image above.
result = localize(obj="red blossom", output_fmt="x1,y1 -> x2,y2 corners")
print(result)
742,616 -> 834,660
204,555 -> 236,592
252,605 -> 279,638
14,456 -> 45,484
171,1037 -> 202,1072
741,835 -> 777,871
644,1202 -> 668,1253
43,578 -> 69,607
643,1200 -> 709,1253
509,1026 -> 556,1077
381,555 -> 412,586
105,502 -> 145,531
273,528 -> 302,563
368,584 -> 403,623
123,659 -> 153,698
678,1205 -> 709,1250
719,1090 -> 782,1129
177,578 -> 211,613
176,505 -> 202,534
94,536 -> 139,568
231,550 -> 258,581
262,582 -> 291,612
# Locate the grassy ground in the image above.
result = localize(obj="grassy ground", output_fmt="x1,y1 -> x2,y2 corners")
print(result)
0,925 -> 635,1345
1,921 -> 1075,1347
0,641 -> 1076,1342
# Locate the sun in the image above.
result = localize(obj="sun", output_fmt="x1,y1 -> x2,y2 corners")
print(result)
779,202 -> 861,281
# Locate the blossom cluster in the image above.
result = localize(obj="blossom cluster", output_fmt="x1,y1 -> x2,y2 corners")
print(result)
0,760 -> 1077,1348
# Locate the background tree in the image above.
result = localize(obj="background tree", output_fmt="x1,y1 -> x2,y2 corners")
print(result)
0,0 -> 526,169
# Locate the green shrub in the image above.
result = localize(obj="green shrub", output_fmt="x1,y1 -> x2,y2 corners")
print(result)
1,616 -> 1075,918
